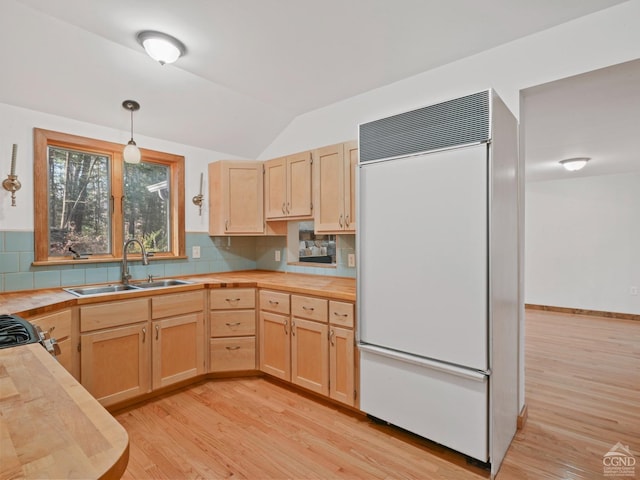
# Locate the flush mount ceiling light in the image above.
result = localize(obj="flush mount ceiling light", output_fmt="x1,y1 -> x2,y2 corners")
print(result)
122,100 -> 141,164
137,31 -> 186,65
559,157 -> 590,171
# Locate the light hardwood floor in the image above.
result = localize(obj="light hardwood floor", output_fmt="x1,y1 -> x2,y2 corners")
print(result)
115,310 -> 639,479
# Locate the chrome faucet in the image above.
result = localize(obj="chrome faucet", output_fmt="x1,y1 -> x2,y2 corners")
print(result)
122,239 -> 149,285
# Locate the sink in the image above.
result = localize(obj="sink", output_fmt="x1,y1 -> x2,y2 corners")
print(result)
133,279 -> 193,289
64,284 -> 142,296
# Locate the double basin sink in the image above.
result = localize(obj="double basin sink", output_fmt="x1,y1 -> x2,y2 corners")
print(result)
64,279 -> 192,297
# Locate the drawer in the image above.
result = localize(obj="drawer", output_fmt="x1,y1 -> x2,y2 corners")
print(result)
210,337 -> 256,372
29,309 -> 72,340
152,291 -> 204,319
259,290 -> 290,315
210,310 -> 256,337
210,288 -> 255,310
329,301 -> 354,328
291,295 -> 328,322
81,298 -> 149,332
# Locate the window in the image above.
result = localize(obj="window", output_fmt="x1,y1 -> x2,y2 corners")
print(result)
287,221 -> 336,266
34,128 -> 185,264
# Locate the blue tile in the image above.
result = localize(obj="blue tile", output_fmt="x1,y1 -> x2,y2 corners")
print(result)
5,231 -> 34,252
85,267 -> 109,284
163,262 -> 183,277
107,266 -> 122,282
195,262 -> 210,274
19,252 -> 34,272
179,262 -> 197,275
0,253 -> 19,273
34,271 -> 61,289
0,232 -> 4,252
4,272 -> 34,291
61,269 -> 85,287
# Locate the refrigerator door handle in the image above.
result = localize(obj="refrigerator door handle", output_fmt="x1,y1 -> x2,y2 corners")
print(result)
358,343 -> 490,382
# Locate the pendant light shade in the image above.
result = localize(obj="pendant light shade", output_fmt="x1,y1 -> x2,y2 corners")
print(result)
122,100 -> 141,164
137,31 -> 186,65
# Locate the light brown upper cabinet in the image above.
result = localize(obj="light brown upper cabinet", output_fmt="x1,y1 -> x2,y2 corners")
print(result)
313,141 -> 357,233
209,160 -> 264,235
264,151 -> 313,220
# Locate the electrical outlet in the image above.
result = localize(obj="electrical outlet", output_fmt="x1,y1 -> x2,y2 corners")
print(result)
192,246 -> 201,259
275,250 -> 281,262
348,253 -> 356,268
631,286 -> 638,296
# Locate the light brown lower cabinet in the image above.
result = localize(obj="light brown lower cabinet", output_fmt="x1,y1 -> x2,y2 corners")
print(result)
259,290 -> 356,406
81,322 -> 151,407
80,292 -> 205,407
209,288 -> 257,372
25,307 -> 79,380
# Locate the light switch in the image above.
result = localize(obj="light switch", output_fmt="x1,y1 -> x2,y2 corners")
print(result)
348,253 -> 356,267
192,246 -> 201,259
275,250 -> 281,262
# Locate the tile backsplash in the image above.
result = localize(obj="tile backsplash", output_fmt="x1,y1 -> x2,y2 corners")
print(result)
0,231 -> 355,292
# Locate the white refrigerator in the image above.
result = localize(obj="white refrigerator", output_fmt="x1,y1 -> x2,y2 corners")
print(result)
357,90 -> 519,477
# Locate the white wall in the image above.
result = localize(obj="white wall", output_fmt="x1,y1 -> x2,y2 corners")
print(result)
0,102 -> 246,233
259,1 -> 640,158
526,173 -> 640,315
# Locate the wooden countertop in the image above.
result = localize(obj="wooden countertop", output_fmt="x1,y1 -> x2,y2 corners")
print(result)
0,270 -> 356,317
0,343 -> 129,479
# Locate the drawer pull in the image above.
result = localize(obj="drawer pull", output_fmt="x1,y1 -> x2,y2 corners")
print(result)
155,325 -> 159,340
333,312 -> 349,317
283,319 -> 288,334
225,346 -> 241,351
329,329 -> 335,346
225,298 -> 241,302
291,320 -> 296,336
225,322 -> 242,327
269,300 -> 279,305
302,306 -> 315,311
142,327 -> 146,343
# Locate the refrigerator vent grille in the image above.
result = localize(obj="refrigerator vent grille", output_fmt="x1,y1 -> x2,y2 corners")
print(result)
359,90 -> 491,163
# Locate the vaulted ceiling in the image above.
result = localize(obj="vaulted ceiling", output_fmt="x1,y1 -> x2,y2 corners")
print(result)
0,0 -> 629,158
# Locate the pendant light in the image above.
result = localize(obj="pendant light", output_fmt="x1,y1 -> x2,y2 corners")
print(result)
137,31 -> 186,66
559,157 -> 590,171
122,100 -> 141,164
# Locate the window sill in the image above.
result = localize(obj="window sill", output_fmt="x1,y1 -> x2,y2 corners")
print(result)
32,255 -> 188,267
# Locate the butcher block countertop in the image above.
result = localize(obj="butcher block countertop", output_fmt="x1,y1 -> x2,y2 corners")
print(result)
0,270 -> 356,317
0,343 -> 129,479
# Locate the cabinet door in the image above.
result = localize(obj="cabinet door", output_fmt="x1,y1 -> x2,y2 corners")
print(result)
28,308 -> 78,379
291,317 -> 329,395
314,144 -> 345,232
152,312 -> 205,390
81,323 -> 151,407
343,141 -> 358,232
287,151 -> 312,218
329,326 -> 355,406
264,157 -> 287,219
209,161 -> 264,235
259,311 -> 290,380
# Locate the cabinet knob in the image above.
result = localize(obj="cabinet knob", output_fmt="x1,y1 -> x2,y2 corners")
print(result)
329,329 -> 335,346
291,320 -> 296,336
283,319 -> 288,334
282,202 -> 286,214
155,325 -> 159,340
339,214 -> 343,228
142,327 -> 146,343
345,215 -> 350,227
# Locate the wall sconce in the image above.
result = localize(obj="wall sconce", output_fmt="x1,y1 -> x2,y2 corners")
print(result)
192,172 -> 204,216
122,100 -> 141,164
559,157 -> 590,171
2,144 -> 21,206
137,31 -> 186,66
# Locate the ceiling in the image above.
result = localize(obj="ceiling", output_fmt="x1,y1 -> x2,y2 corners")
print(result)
522,58 -> 640,182
0,0 -> 631,159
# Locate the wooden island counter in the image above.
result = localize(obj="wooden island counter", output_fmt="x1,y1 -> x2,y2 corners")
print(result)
0,343 -> 129,479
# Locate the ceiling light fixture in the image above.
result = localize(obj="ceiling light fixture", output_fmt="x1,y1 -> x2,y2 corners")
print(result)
122,100 -> 141,164
137,31 -> 186,65
559,157 -> 590,171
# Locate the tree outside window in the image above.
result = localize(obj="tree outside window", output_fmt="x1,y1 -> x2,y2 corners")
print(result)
34,128 -> 185,264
